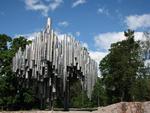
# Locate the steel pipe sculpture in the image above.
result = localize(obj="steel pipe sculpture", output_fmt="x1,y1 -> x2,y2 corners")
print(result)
12,18 -> 97,110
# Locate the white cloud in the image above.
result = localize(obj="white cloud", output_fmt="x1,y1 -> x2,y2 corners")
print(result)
94,32 -> 144,51
58,21 -> 69,27
89,51 -> 108,76
24,0 -> 63,16
94,32 -> 125,51
134,32 -> 144,41
81,42 -> 88,49
27,32 -> 40,40
14,32 -> 39,41
97,7 -> 109,16
98,8 -> 104,13
49,0 -> 63,11
125,14 -> 150,30
72,0 -> 86,8
89,51 -> 108,65
75,32 -> 80,37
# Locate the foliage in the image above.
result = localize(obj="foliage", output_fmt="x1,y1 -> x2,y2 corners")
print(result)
70,80 -> 91,108
91,77 -> 107,107
130,77 -> 150,101
11,36 -> 31,52
99,30 -> 148,105
0,34 -> 33,110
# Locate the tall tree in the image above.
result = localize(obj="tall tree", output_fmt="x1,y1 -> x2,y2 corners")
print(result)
91,77 -> 107,107
0,34 -> 15,110
100,30 -> 144,104
0,35 -> 32,110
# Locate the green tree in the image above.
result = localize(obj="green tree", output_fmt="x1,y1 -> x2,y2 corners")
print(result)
70,80 -> 91,108
130,77 -> 150,101
11,36 -> 31,53
91,77 -> 107,107
100,30 -> 144,104
0,35 -> 33,110
0,34 -> 16,110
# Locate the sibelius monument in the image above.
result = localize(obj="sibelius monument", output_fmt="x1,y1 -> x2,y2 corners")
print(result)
12,18 -> 97,110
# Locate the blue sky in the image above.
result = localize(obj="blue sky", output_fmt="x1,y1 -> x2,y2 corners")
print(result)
0,0 -> 150,64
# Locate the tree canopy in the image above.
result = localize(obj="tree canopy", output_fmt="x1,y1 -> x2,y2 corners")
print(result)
0,34 -> 33,110
99,30 -> 150,105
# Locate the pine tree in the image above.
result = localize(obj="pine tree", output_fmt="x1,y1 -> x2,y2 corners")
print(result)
100,30 -> 144,104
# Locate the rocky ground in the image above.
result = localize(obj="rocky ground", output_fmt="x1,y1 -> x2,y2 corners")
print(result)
1,101 -> 150,113
97,102 -> 150,113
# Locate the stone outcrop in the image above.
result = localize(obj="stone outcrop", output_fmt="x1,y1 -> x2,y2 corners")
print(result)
97,101 -> 150,113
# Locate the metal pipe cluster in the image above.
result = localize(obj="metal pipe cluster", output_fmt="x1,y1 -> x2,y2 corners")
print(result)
12,18 -> 97,108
